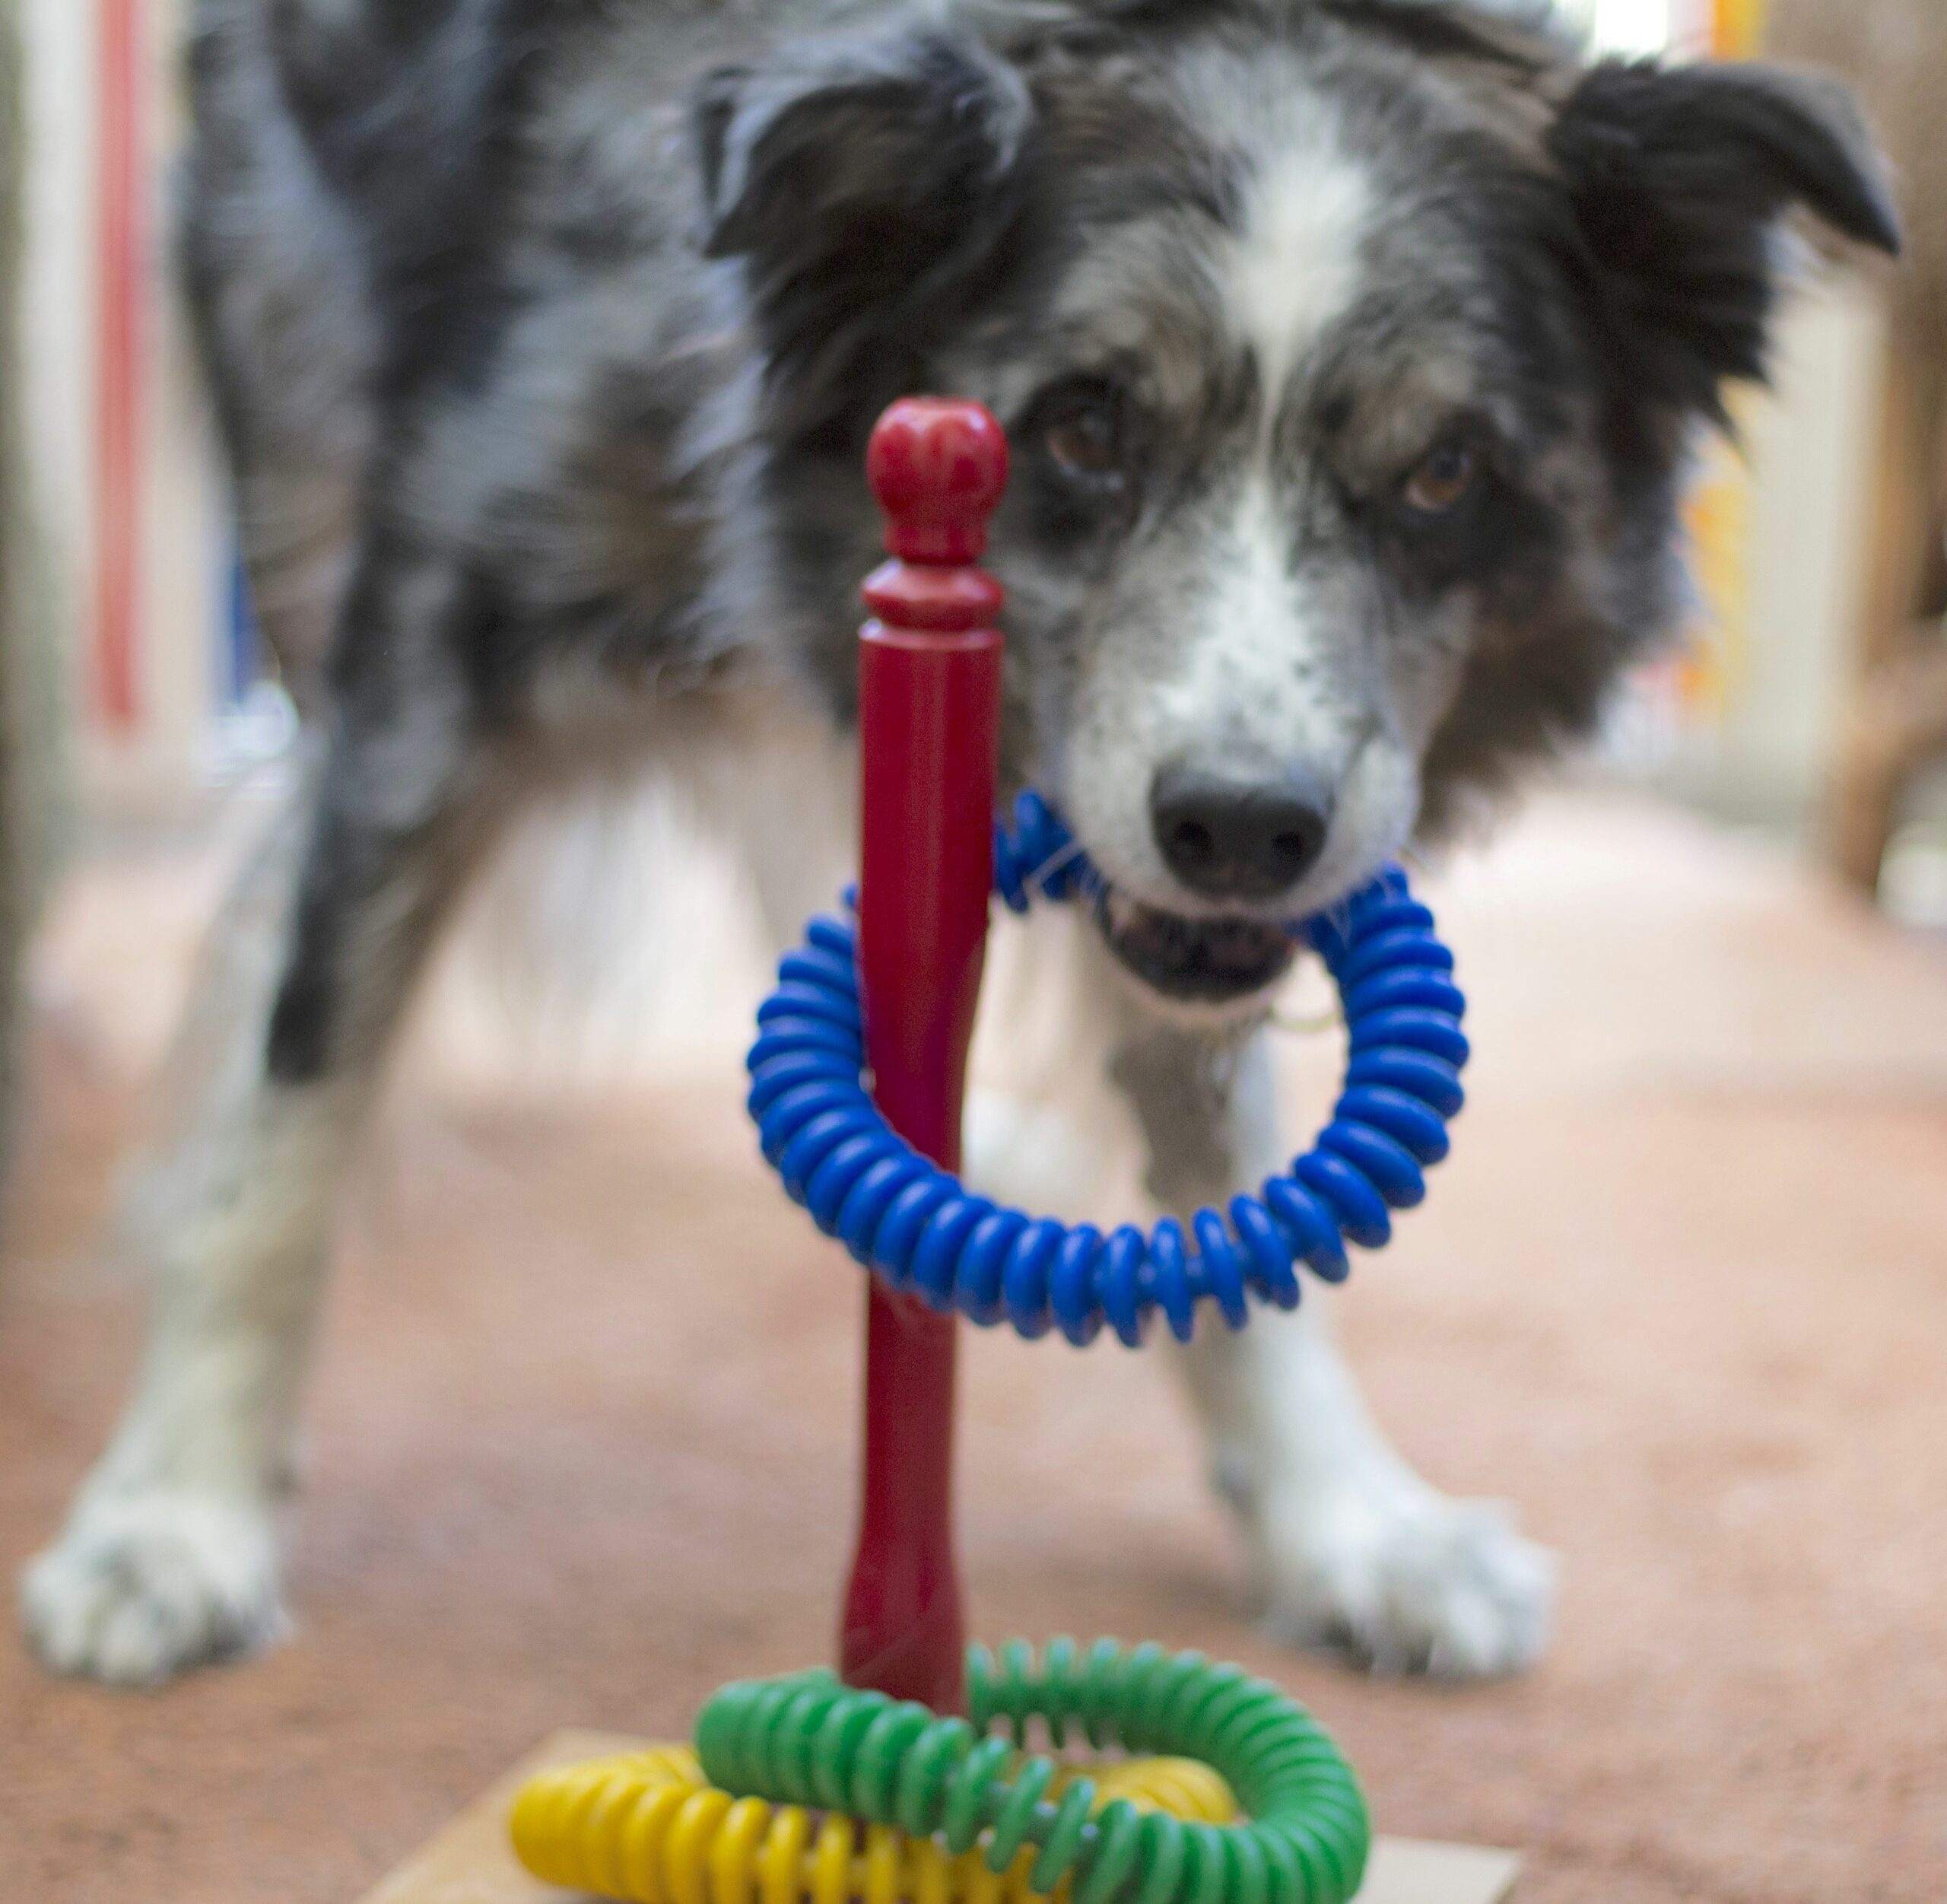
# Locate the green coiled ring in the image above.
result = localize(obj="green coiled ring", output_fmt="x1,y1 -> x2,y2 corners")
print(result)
694,1639 -> 1370,1904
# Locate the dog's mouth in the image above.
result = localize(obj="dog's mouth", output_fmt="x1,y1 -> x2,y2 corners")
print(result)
1094,888 -> 1299,1004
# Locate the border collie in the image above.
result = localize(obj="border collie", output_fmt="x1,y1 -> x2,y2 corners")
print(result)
20,0 -> 1895,1685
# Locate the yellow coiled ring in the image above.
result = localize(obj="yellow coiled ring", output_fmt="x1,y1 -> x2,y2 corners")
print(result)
511,1746 -> 1237,1904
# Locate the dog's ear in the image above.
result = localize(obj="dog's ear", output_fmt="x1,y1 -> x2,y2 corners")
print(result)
692,31 -> 1035,438
1548,59 -> 1900,423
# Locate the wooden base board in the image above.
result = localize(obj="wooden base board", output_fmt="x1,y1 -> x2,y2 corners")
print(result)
357,1732 -> 1520,1904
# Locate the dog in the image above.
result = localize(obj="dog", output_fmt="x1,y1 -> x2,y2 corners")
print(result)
18,0 -> 1896,1687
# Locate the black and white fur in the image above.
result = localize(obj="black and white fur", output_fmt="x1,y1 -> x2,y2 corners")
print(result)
19,0 -> 1895,1686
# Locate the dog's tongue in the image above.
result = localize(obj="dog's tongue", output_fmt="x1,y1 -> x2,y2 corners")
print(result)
1097,892 -> 1297,1003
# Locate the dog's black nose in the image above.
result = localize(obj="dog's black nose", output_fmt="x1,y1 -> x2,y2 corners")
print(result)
1151,767 -> 1332,900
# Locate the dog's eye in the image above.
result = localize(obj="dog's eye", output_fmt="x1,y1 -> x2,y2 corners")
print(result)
1044,393 -> 1126,485
1402,442 -> 1478,517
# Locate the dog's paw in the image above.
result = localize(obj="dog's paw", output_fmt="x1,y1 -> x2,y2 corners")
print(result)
19,1489 -> 286,1686
1251,1479 -> 1555,1681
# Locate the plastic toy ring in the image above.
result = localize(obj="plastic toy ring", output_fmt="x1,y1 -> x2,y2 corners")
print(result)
747,792 -> 1467,1346
511,1639 -> 1371,1904
697,1639 -> 1370,1904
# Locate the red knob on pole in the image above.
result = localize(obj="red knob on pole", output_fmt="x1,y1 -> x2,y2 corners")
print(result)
840,399 -> 1008,1712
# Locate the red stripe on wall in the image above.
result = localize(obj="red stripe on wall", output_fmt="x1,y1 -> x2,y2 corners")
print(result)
94,0 -> 145,733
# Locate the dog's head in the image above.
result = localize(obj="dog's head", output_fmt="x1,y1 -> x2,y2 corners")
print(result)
696,0 -> 1897,1008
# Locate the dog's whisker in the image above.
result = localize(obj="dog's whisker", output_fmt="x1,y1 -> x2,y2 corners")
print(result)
1027,836 -> 1088,894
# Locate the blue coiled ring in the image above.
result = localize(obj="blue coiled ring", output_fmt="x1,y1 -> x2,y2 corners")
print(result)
746,793 -> 1468,1346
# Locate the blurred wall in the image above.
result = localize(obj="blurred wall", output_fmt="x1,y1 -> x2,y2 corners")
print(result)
1618,278 -> 1888,829
23,0 -> 227,823
1,0 -> 38,1165
1767,0 -> 1947,348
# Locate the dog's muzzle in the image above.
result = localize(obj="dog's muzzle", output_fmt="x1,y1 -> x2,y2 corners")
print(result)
993,791 -> 1301,1006
1094,888 -> 1298,1004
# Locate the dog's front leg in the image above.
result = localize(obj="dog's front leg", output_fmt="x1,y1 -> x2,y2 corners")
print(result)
21,587 -> 503,1685
1112,1020 -> 1555,1680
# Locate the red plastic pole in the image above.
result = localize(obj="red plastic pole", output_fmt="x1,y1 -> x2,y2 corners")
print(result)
840,399 -> 1009,1713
